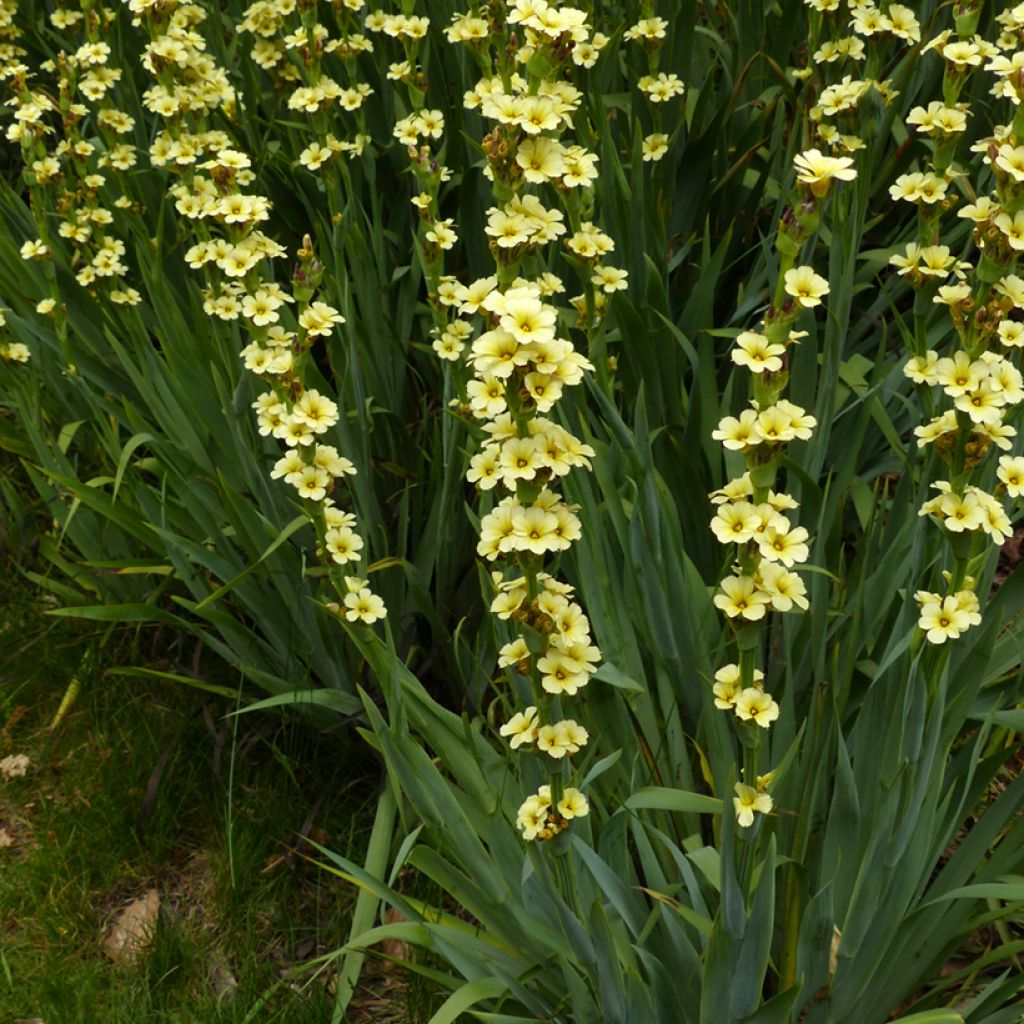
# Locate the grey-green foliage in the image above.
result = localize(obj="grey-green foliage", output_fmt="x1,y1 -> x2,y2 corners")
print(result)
1,0 -> 1023,1019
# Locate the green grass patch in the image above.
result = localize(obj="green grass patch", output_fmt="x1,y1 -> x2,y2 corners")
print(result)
0,546 -> 410,1022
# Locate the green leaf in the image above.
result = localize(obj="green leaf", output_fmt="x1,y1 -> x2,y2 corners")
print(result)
593,662 -> 646,692
923,883 -> 1024,906
737,984 -> 802,1024
887,1012 -> 964,1024
112,431 -> 154,503
231,688 -> 361,718
572,835 -> 645,938
625,787 -> 723,815
106,666 -> 240,699
332,788 -> 397,1022
46,603 -> 186,624
730,837 -> 777,1019
427,978 -> 508,1024
194,514 -> 309,611
56,419 -> 86,455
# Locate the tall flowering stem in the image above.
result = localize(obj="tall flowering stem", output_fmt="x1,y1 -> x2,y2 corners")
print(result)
125,0 -> 386,626
710,0 -> 919,877
432,0 -> 628,849
4,2 -> 143,365
892,11 -> 1024,652
622,5 -> 676,165
237,0 -> 373,188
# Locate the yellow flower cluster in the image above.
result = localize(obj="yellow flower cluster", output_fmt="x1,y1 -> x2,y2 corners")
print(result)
711,287 -> 817,630
492,574 -> 600,698
801,2 -> 918,156
130,0 -> 383,624
238,0 -> 372,174
906,102 -> 969,140
908,348 -> 1023,452
890,171 -> 951,206
0,344 -> 28,364
500,704 -> 588,758
913,587 -> 981,645
361,4 -> 431,92
895,14 -> 1024,645
995,5 -> 1024,56
710,277 -> 819,831
889,244 -> 963,281
436,0 -> 625,842
918,482 -> 1013,545
514,783 -> 588,842
712,665 -> 779,729
5,5 -> 139,315
712,36 -> 871,825
622,8 -> 672,162
400,108 -> 456,304
0,0 -> 19,70
712,399 -> 816,451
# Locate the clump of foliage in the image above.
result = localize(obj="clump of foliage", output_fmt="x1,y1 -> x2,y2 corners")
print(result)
2,0 -> 1023,1022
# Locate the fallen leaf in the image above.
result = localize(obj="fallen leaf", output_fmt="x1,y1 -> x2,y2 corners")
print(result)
260,853 -> 286,874
0,754 -> 31,781
103,889 -> 160,964
209,954 -> 237,1000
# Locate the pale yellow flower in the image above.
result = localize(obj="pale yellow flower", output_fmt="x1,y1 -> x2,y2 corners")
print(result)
784,265 -> 830,308
732,331 -> 785,373
793,148 -> 856,197
714,574 -> 771,620
642,133 -> 669,162
500,706 -> 539,749
734,688 -> 780,728
733,782 -> 772,827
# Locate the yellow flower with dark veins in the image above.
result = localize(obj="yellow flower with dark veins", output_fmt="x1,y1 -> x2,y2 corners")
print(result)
516,137 -> 566,183
732,330 -> 785,373
712,663 -> 765,709
642,133 -> 669,162
710,501 -> 762,545
916,594 -> 974,644
998,455 -> 1024,497
784,266 -> 830,308
734,687 -> 780,728
299,301 -> 345,337
537,647 -> 591,696
714,574 -> 771,620
558,788 -> 589,819
325,526 -> 364,564
712,409 -> 762,451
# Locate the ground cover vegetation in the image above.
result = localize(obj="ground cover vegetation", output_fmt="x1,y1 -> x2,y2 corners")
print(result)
1,477 -> 445,1021
1,0 -> 1024,1020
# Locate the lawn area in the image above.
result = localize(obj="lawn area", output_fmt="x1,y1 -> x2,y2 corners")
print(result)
0,493 -> 429,1022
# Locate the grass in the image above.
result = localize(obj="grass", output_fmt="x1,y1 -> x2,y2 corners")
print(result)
0,455 -> 441,1023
